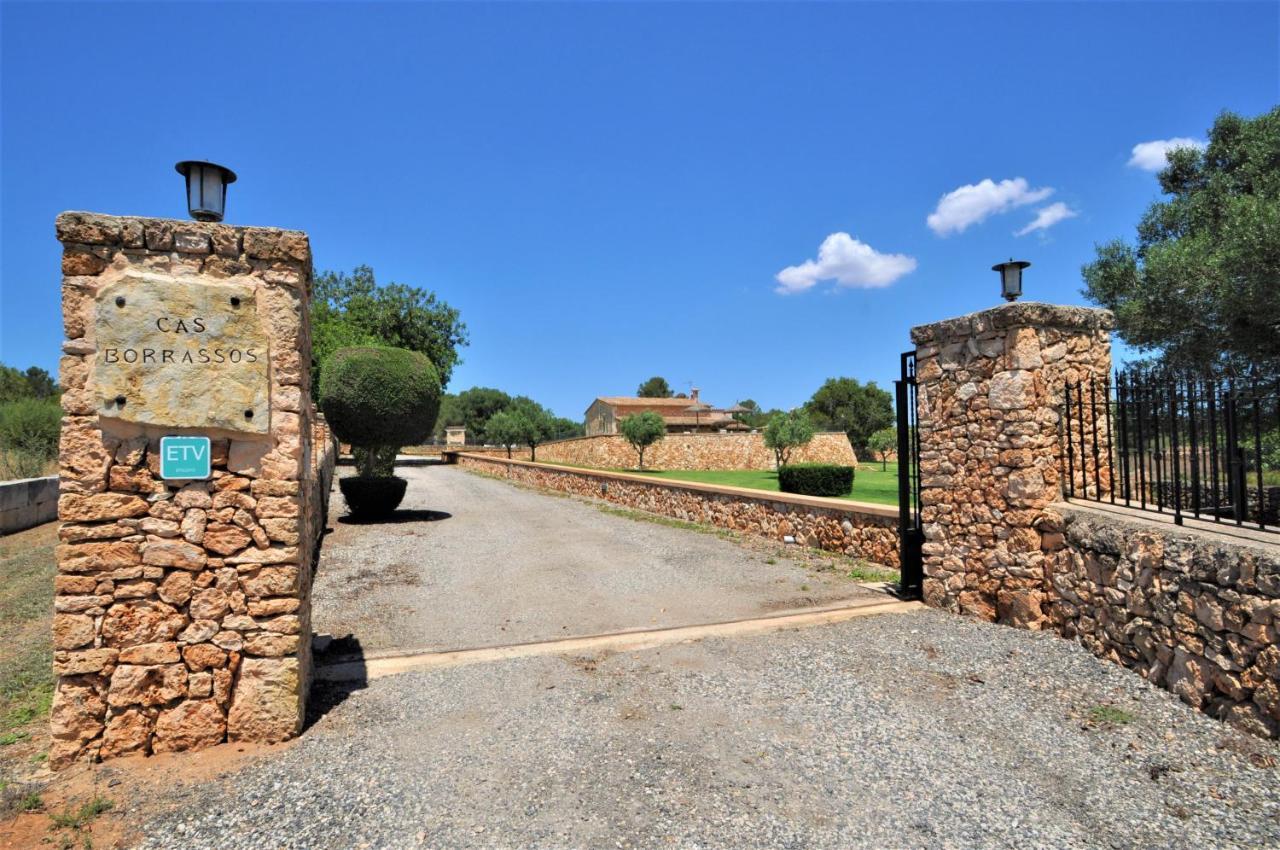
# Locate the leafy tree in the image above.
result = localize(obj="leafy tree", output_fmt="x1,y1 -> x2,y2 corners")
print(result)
803,377 -> 893,457
511,405 -> 554,462
637,376 -> 673,398
484,410 -> 525,459
866,426 -> 897,471
1083,108 -> 1280,374
435,387 -> 513,441
0,364 -> 58,403
545,415 -> 585,441
312,265 -> 468,396
763,410 -> 816,469
619,411 -> 666,469
319,346 -> 441,479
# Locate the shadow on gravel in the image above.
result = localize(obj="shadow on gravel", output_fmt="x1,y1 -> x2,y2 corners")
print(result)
337,509 -> 453,526
307,634 -> 369,731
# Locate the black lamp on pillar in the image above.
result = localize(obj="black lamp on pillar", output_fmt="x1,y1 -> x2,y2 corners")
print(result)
175,160 -> 237,222
992,259 -> 1030,303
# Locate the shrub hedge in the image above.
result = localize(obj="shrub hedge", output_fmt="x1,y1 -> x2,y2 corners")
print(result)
778,463 -> 854,497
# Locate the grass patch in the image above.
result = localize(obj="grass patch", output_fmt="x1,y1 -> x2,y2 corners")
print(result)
618,463 -> 900,506
0,521 -> 57,814
47,796 -> 114,849
1087,704 -> 1136,727
844,563 -> 900,583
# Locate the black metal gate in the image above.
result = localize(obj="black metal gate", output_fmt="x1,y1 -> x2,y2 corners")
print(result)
895,350 -> 923,599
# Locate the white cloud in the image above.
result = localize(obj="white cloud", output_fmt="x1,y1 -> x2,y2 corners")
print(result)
1127,137 -> 1206,171
926,178 -> 1054,236
1015,202 -> 1078,237
775,232 -> 917,295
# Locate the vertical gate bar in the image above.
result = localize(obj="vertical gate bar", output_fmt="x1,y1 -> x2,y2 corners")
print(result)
1152,377 -> 1165,513
1253,376 -> 1265,530
1227,379 -> 1244,526
1169,375 -> 1183,525
1064,381 -> 1075,499
1090,377 -> 1102,501
894,350 -> 922,600
1076,382 -> 1087,499
1188,375 -> 1201,518
1104,373 -> 1116,505
1208,379 -> 1221,523
1136,375 -> 1147,510
1118,371 -> 1131,505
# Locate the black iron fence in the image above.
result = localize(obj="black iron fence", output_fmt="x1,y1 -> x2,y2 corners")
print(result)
1062,369 -> 1280,532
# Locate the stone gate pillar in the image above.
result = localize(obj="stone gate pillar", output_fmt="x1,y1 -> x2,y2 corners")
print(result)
910,302 -> 1114,628
51,212 -> 321,768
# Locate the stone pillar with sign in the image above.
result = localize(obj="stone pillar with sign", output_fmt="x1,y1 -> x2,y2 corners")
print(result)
51,212 -> 321,769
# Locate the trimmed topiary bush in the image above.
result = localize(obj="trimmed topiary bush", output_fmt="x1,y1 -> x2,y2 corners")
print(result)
319,346 -> 441,517
778,463 -> 854,498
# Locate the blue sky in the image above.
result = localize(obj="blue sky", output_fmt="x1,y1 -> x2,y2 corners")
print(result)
2,2 -> 1277,420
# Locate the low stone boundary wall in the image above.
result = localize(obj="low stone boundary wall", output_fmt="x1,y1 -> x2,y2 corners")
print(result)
1046,502 -> 1279,738
0,475 -> 58,535
455,452 -> 899,568
455,432 -> 856,471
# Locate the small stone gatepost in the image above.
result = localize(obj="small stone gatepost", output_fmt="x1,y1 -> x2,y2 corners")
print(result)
910,302 -> 1115,628
51,212 -> 324,768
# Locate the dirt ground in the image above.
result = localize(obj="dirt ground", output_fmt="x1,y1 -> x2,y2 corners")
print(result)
312,465 -> 891,655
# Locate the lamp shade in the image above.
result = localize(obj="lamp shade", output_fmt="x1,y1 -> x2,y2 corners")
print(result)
175,161 -> 237,222
992,259 -> 1030,302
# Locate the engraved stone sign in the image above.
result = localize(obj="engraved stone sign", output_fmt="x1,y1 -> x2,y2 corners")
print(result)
93,273 -> 270,433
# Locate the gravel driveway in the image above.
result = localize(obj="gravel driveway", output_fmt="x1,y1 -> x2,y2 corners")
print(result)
133,609 -> 1279,849
312,465 -> 880,653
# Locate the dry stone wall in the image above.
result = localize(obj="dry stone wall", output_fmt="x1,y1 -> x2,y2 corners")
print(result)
911,302 -> 1115,626
462,432 -> 856,471
456,452 -> 899,568
1048,504 -> 1280,739
51,212 -> 332,769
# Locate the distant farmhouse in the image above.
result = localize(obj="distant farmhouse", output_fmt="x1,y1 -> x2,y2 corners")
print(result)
584,389 -> 748,437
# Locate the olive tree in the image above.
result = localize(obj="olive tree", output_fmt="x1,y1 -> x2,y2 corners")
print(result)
619,411 -> 666,469
763,410 -> 816,469
866,426 -> 897,471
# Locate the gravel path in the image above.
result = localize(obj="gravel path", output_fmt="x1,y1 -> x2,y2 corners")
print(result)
312,465 -> 879,653
135,609 -> 1279,849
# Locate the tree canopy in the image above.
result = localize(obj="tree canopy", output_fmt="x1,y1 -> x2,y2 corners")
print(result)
866,426 -> 897,470
437,387 -> 582,444
803,377 -> 893,457
637,376 -> 673,398
763,410 -> 816,469
312,265 -> 468,395
1083,108 -> 1280,374
0,363 -> 58,403
619,411 -> 666,469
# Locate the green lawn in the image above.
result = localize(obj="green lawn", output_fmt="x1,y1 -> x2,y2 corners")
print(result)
622,462 -> 900,506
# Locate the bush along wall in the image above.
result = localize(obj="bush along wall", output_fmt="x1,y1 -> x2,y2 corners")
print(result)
778,463 -> 854,498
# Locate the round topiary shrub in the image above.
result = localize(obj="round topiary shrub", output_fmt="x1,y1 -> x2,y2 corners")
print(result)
778,463 -> 854,498
319,346 -> 441,518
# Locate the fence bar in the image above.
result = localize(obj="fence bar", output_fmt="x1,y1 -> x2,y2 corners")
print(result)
1076,382 -> 1087,499
1169,377 -> 1183,525
1253,377 -> 1265,530
1104,374 -> 1117,505
1118,372 -> 1131,505
1064,381 -> 1075,499
1090,378 -> 1102,500
1208,380 -> 1221,523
